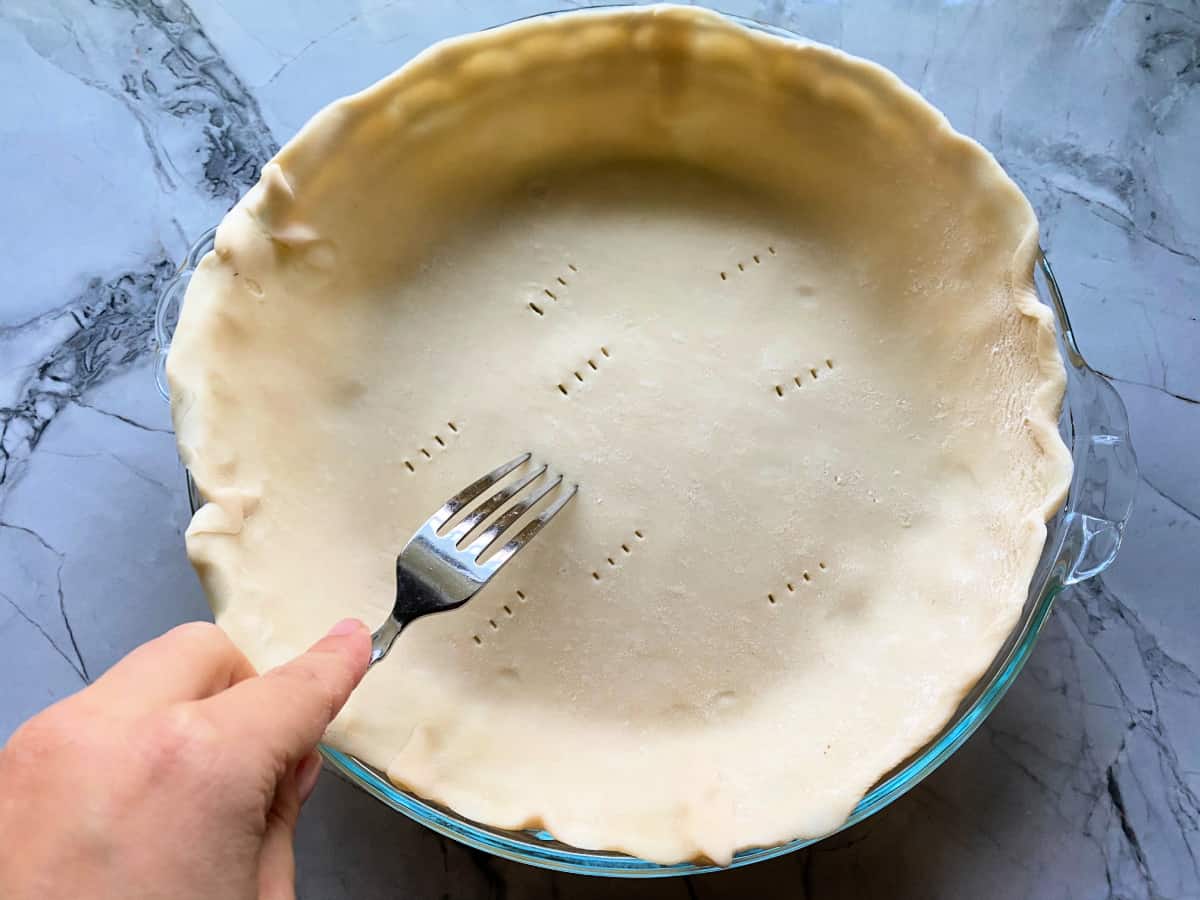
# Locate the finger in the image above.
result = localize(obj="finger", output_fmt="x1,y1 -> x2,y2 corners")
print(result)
203,618 -> 371,767
296,750 -> 323,805
86,621 -> 257,710
258,765 -> 302,900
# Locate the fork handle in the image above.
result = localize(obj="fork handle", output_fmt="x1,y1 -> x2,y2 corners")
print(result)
369,617 -> 404,666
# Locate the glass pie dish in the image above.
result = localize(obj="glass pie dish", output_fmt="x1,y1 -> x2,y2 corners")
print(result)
152,9 -> 1138,879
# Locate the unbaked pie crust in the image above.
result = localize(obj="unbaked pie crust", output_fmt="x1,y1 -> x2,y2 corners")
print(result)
168,5 -> 1072,865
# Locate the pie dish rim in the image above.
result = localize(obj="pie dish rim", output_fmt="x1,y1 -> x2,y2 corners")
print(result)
151,6 -> 1139,876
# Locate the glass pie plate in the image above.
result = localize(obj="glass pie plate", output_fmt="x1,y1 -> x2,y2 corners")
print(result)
151,9 -> 1139,879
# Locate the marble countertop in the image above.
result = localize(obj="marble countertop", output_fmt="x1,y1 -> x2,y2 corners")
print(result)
2,1 -> 1197,896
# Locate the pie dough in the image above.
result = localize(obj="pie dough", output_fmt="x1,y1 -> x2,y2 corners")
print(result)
168,6 -> 1072,865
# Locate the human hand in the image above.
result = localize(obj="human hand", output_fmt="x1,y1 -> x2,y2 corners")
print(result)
0,618 -> 371,900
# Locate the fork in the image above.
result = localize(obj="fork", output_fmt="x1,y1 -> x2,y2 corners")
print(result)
369,452 -> 578,665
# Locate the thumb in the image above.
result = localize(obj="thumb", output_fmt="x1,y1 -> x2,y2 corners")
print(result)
203,618 -> 372,766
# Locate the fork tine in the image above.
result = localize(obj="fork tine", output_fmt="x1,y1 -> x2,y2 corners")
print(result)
446,463 -> 549,545
465,472 -> 564,560
483,483 -> 579,571
428,452 -> 531,532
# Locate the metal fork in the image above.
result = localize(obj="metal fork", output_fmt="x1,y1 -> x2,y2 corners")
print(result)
369,452 -> 578,665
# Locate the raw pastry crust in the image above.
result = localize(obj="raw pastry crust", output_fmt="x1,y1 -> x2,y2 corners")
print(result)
168,5 -> 1072,865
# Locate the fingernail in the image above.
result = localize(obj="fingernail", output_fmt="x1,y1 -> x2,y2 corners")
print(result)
326,618 -> 365,638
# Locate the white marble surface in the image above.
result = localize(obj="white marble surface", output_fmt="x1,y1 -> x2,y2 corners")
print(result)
1,1 -> 1197,896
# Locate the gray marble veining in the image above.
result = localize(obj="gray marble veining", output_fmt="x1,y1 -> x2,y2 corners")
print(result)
1,1 -> 1197,897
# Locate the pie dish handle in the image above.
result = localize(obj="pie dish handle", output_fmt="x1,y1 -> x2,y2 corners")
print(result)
1036,255 -> 1139,586
154,226 -> 218,400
